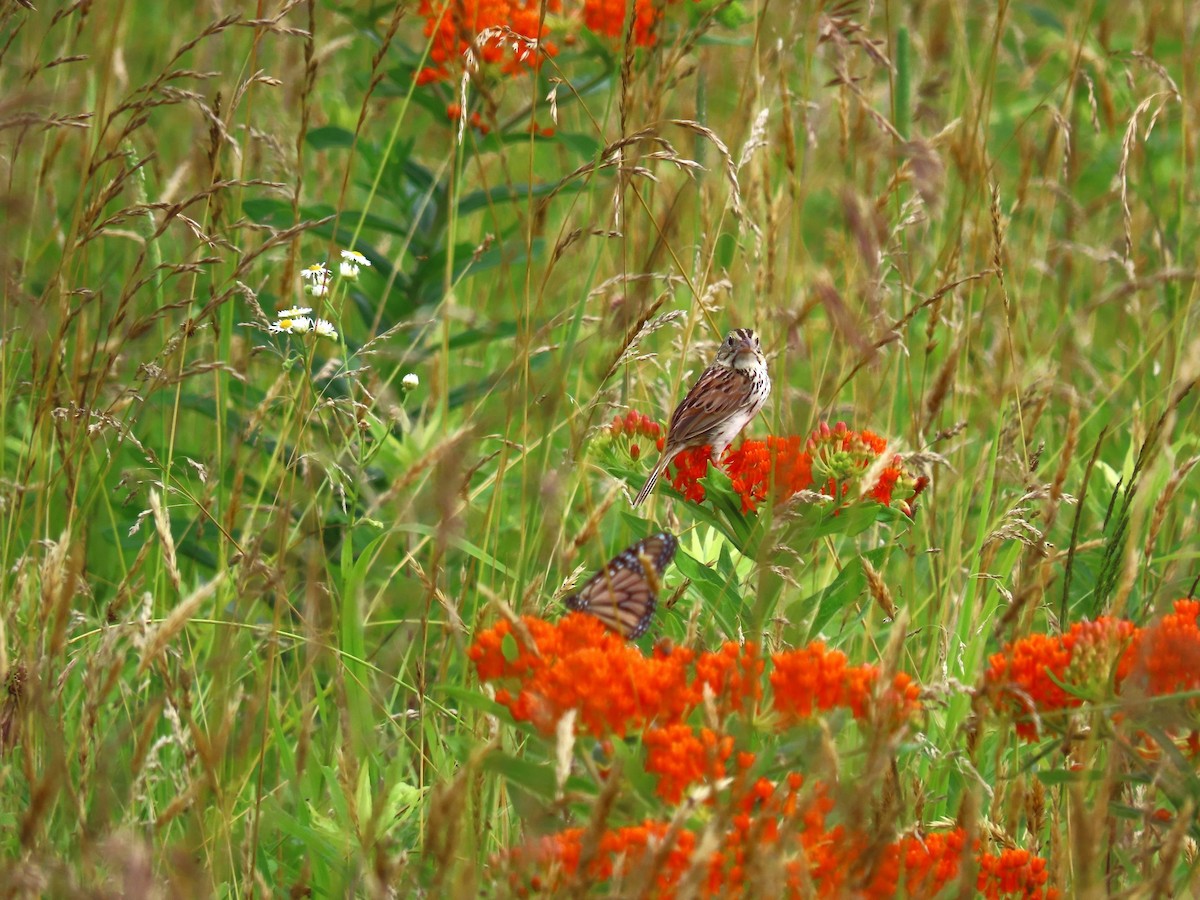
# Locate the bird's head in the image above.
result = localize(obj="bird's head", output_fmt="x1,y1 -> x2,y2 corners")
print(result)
715,328 -> 764,372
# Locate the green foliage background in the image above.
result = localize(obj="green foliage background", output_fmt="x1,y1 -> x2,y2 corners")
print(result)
0,0 -> 1197,894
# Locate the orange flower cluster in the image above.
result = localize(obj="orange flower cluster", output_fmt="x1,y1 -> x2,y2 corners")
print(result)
477,620 -> 1051,897
417,0 -> 688,89
693,639 -> 763,715
598,409 -> 665,463
444,103 -> 489,133
771,641 -> 922,727
838,829 -> 970,897
984,616 -> 1135,739
469,613 -> 695,736
667,445 -> 712,502
417,0 -> 559,85
581,0 -> 680,45
471,616 -> 919,740
500,775 -> 823,896
978,848 -> 1056,898
985,599 -> 1200,740
666,422 -> 928,514
503,819 -> 686,896
1126,598 -> 1200,698
722,434 -> 814,508
471,615 -> 922,804
499,804 -> 1058,898
643,724 -> 735,804
818,831 -> 1055,898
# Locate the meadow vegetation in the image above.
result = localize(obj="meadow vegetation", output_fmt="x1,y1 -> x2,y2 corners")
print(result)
1,0 -> 1198,895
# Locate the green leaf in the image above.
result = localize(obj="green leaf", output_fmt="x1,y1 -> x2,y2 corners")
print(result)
483,752 -> 557,800
380,780 -> 424,827
690,465 -> 755,549
1036,767 -> 1097,786
457,181 -> 587,216
674,549 -> 736,608
555,132 -> 604,159
796,546 -> 889,640
501,632 -> 519,664
267,799 -> 353,872
307,125 -> 355,150
241,198 -> 414,242
448,320 -> 519,350
390,522 -> 515,576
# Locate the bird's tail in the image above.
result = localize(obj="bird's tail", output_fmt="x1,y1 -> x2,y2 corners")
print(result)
632,455 -> 670,507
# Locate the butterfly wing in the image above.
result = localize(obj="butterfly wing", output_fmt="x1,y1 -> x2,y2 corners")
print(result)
563,533 -> 678,639
564,565 -> 658,639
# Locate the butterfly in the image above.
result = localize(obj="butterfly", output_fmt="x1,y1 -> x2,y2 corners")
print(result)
562,532 -> 678,640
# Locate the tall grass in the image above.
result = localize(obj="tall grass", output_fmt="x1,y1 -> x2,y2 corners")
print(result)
0,0 -> 1197,894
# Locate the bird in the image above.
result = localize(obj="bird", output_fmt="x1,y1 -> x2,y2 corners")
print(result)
562,533 -> 678,639
632,328 -> 770,507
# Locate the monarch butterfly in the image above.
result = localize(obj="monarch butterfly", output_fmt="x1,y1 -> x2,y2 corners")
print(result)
563,532 -> 678,640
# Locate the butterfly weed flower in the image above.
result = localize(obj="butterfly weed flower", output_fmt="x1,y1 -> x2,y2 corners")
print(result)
982,603 -> 1200,745
984,616 -> 1137,740
801,828 -> 968,897
582,0 -> 685,46
1061,616 -> 1138,693
693,641 -> 764,716
499,820 -> 695,896
417,2 -> 559,86
469,614 -> 697,737
1126,599 -> 1200,700
595,410 -> 664,465
667,445 -> 714,504
417,0 -> 691,92
661,422 -> 926,516
468,614 -> 559,682
770,641 -> 921,727
643,724 -> 734,803
475,615 -> 1056,897
805,824 -> 1058,899
977,847 -> 1056,898
722,435 -> 813,511
805,422 -> 927,513
445,104 -> 490,133
473,612 -> 919,748
494,803 -> 1057,898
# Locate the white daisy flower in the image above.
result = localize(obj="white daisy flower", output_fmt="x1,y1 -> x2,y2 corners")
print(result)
270,315 -> 313,334
313,318 -> 338,340
301,262 -> 332,297
276,306 -> 312,318
402,372 -> 419,391
339,249 -> 371,280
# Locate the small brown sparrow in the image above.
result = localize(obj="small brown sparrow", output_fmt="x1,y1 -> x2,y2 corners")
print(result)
633,328 -> 771,506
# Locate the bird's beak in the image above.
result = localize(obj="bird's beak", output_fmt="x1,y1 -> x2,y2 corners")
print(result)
734,336 -> 756,356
